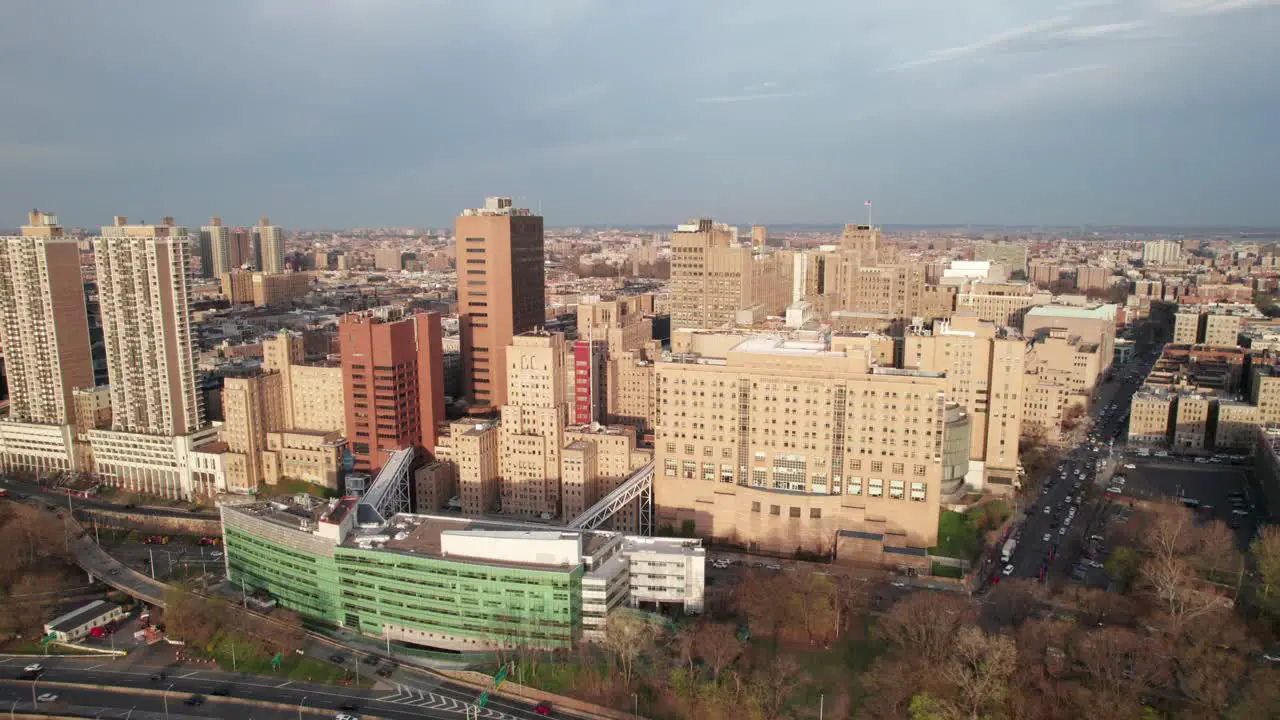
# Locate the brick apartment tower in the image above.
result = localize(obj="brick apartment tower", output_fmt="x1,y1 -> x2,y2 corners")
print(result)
95,216 -> 203,435
339,308 -> 445,474
456,197 -> 545,414
0,210 -> 94,424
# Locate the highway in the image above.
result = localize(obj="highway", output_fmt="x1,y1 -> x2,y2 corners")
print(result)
0,656 -> 575,720
2,476 -> 220,521
994,348 -> 1157,587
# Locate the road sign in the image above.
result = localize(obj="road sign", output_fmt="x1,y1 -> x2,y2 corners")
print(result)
478,692 -> 489,707
494,665 -> 508,687
271,652 -> 282,669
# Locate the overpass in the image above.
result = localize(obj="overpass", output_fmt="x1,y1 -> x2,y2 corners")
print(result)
66,515 -> 168,606
566,460 -> 654,535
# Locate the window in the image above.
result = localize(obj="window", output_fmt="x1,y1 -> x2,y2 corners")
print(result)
889,479 -> 905,499
892,462 -> 904,475
790,507 -> 801,518
910,482 -> 927,502
751,469 -> 767,487
914,464 -> 926,477
751,501 -> 761,513
868,478 -> 883,497
810,508 -> 822,519
847,477 -> 862,496
770,505 -> 781,516
684,444 -> 695,455
870,461 -> 883,473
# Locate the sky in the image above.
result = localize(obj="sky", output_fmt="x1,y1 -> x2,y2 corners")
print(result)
2,0 -> 1279,229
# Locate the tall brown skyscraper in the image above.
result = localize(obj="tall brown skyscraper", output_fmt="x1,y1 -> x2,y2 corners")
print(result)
339,307 -> 445,474
456,197 -> 545,412
0,210 -> 94,425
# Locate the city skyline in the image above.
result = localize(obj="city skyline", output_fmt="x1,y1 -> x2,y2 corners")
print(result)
2,1 -> 1279,228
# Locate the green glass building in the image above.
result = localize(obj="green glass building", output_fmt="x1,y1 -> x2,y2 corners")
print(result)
220,502 -> 600,650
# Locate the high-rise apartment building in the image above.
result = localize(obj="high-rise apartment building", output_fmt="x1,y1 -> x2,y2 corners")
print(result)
500,332 -> 568,517
199,217 -> 232,278
0,210 -> 94,425
95,216 -> 202,436
230,227 -> 254,269
654,332 -> 968,555
339,307 -> 445,474
751,225 -> 768,249
1076,266 -> 1112,292
974,241 -> 1028,277
903,313 -> 1025,486
1143,239 -> 1183,267
456,197 -> 546,412
257,216 -> 285,274
669,218 -> 791,330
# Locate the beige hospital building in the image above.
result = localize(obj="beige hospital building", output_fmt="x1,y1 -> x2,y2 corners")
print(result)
653,332 -> 970,556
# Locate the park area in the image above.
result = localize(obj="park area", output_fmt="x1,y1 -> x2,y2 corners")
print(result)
489,567 -> 882,720
929,500 -> 1013,563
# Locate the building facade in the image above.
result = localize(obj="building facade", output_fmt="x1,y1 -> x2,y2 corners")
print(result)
0,211 -> 94,438
654,333 -> 962,556
339,308 -> 444,475
456,197 -> 546,413
94,216 -> 202,436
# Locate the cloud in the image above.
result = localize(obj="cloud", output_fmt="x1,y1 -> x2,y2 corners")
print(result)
1035,63 -> 1107,79
1159,0 -> 1280,14
696,92 -> 795,104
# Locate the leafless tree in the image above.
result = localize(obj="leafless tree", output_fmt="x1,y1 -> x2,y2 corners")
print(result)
877,592 -> 970,665
602,612 -> 659,686
693,622 -> 743,682
752,653 -> 804,719
944,626 -> 1017,720
1141,553 -> 1227,634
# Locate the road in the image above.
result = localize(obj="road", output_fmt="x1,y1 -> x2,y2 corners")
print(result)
0,655 -> 573,720
1,476 -> 219,521
995,348 -> 1158,587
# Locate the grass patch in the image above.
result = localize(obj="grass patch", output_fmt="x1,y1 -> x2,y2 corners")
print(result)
0,639 -> 102,656
931,562 -> 964,579
200,633 -> 370,687
930,511 -> 980,560
256,477 -> 337,500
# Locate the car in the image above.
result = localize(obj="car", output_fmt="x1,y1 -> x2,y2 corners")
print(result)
1002,564 -> 1015,576
1232,509 -> 1250,516
150,672 -> 166,681
36,694 -> 58,702
23,663 -> 43,673
108,568 -> 120,575
339,703 -> 360,712
765,563 -> 782,571
375,667 -> 394,678
211,551 -> 223,559
212,688 -> 230,696
1059,527 -> 1068,536
329,654 -> 347,664
336,714 -> 360,720
1043,506 -> 1051,515
1043,533 -> 1052,542
183,696 -> 204,707
362,655 -> 380,665
534,702 -> 553,716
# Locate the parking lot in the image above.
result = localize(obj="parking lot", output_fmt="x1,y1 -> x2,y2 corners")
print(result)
1112,457 -> 1264,548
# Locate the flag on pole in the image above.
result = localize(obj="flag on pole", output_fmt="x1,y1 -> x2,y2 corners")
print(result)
864,200 -> 873,207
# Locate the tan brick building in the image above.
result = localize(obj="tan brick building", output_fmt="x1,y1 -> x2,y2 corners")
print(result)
449,419 -> 500,516
956,283 -> 1051,326
654,333 -> 967,556
1128,388 -> 1176,447
1173,392 -> 1212,452
499,332 -> 569,517
1215,401 -> 1260,451
252,271 -> 312,307
902,314 -> 1024,486
669,218 -> 790,330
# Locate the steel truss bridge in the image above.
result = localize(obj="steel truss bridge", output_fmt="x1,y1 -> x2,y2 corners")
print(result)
566,460 -> 654,535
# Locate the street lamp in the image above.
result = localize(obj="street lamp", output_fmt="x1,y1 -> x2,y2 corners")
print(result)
298,695 -> 308,720
164,683 -> 173,719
